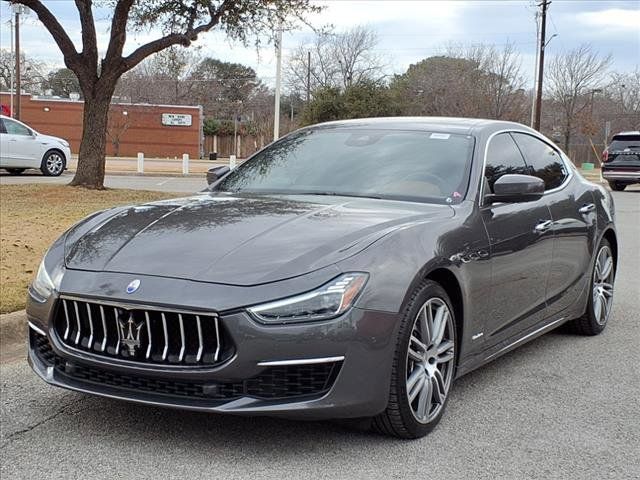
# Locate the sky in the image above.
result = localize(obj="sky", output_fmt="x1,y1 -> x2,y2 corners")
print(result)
1,0 -> 638,89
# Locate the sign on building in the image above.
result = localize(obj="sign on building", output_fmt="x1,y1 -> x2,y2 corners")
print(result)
161,113 -> 193,126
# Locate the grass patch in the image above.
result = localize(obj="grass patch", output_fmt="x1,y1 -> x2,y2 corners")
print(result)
0,184 -> 178,314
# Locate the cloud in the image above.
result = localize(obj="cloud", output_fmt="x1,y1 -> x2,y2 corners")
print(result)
576,8 -> 640,31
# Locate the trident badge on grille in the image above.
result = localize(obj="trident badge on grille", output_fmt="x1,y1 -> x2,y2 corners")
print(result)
118,313 -> 145,356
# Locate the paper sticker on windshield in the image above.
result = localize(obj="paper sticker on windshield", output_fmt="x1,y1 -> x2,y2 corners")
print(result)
430,133 -> 450,140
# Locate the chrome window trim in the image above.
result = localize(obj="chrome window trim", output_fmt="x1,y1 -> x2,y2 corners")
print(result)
479,129 -> 574,206
257,356 -> 345,367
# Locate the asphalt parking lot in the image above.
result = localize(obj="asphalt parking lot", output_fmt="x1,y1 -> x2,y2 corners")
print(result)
1,188 -> 638,479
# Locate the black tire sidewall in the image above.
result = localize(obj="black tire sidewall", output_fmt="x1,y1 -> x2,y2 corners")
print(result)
394,281 -> 457,438
585,239 -> 614,332
41,151 -> 65,176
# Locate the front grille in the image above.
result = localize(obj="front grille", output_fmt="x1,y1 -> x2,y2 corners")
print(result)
53,298 -> 231,366
31,331 -> 341,401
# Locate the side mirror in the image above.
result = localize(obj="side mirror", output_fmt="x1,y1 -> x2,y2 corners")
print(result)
486,174 -> 544,204
206,165 -> 230,185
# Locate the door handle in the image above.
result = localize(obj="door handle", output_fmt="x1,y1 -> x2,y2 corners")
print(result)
578,203 -> 596,214
534,220 -> 553,233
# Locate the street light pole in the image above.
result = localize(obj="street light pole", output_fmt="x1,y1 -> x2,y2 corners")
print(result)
14,5 -> 21,120
273,26 -> 283,141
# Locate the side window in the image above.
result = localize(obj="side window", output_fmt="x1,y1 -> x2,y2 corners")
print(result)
512,133 -> 567,190
3,118 -> 31,136
0,119 -> 6,134
484,133 -> 528,194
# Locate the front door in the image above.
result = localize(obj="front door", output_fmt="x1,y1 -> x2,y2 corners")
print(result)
481,132 -> 554,346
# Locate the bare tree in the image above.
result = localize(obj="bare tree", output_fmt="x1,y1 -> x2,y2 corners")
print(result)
7,0 -> 321,188
443,42 -> 527,120
546,44 -> 612,151
0,49 -> 45,94
286,25 -> 387,97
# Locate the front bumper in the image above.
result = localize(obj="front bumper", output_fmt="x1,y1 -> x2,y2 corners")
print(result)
27,294 -> 400,420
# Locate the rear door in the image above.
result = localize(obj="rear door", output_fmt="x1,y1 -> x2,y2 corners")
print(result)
481,132 -> 555,346
511,132 -> 595,319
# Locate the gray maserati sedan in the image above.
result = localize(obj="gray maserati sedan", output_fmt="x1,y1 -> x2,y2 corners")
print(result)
27,118 -> 617,439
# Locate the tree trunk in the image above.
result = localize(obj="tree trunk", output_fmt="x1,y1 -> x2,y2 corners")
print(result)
70,94 -> 111,189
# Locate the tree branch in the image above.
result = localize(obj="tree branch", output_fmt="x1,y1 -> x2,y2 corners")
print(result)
14,0 -> 80,67
104,0 -> 135,67
120,0 -> 230,74
74,0 -> 98,69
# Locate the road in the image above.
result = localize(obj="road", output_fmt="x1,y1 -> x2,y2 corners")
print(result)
0,171 -> 207,193
1,188 -> 638,479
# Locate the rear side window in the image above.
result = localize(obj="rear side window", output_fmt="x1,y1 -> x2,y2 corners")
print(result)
484,133 -> 528,193
609,135 -> 640,151
0,119 -> 6,134
512,133 -> 567,190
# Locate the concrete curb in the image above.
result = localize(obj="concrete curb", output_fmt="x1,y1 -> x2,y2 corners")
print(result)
1,310 -> 27,350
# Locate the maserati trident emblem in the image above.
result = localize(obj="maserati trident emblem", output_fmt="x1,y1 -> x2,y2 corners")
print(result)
118,313 -> 144,356
126,279 -> 141,294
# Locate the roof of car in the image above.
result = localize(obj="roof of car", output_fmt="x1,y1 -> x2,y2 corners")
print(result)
309,116 -> 534,135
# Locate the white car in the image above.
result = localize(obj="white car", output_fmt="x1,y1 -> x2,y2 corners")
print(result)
0,115 -> 71,176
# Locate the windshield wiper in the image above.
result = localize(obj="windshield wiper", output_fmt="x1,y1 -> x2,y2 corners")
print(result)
291,191 -> 383,200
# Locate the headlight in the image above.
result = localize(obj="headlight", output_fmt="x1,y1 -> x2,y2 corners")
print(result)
30,257 -> 64,302
60,140 -> 70,148
247,273 -> 368,324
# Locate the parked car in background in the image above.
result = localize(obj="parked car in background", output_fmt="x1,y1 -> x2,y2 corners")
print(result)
0,115 -> 70,176
27,118 -> 617,439
602,131 -> 640,191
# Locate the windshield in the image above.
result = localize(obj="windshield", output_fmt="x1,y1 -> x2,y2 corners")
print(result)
216,127 -> 474,204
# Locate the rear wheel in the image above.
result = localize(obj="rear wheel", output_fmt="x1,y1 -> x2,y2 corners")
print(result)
6,168 -> 25,175
373,280 -> 456,439
608,181 -> 626,191
566,239 -> 615,335
41,151 -> 65,176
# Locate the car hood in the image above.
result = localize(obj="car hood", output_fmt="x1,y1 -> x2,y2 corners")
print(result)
37,133 -> 68,147
64,193 -> 454,285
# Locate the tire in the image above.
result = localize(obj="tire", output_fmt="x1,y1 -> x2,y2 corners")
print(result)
608,181 -> 626,191
6,168 -> 25,175
565,239 -> 615,335
373,280 -> 457,439
40,150 -> 66,176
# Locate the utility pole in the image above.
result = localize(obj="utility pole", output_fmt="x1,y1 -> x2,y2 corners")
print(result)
530,10 -> 540,127
273,26 -> 283,141
14,4 -> 22,120
533,0 -> 550,131
9,16 -> 14,117
306,50 -> 311,103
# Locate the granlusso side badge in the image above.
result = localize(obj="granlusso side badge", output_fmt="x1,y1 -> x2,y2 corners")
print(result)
126,279 -> 141,294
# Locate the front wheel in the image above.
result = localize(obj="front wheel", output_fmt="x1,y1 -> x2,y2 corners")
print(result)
608,181 -> 626,191
373,280 -> 456,439
41,151 -> 65,176
566,239 -> 615,335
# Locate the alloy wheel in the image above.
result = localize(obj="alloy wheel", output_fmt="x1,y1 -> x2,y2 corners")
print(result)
46,153 -> 64,175
592,245 -> 614,325
406,297 -> 455,424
